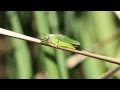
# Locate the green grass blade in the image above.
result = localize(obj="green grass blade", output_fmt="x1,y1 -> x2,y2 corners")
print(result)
34,11 -> 60,79
91,11 -> 119,78
47,11 -> 69,79
7,11 -> 33,79
73,12 -> 106,79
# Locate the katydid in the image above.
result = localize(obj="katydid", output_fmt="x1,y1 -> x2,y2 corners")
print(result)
41,34 -> 80,49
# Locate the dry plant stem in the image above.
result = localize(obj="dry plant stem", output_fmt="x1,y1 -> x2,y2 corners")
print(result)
41,43 -> 120,65
97,12 -> 120,79
67,28 -> 120,68
0,28 -> 120,65
114,11 -> 120,20
99,65 -> 120,79
66,54 -> 87,68
0,28 -> 41,43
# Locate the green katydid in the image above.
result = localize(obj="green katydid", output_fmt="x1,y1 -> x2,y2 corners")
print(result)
41,34 -> 80,49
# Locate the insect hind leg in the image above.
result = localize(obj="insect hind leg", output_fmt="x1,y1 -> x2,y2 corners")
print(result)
41,38 -> 48,43
54,40 -> 59,49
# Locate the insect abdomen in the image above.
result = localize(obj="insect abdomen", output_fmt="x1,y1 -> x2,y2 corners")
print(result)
48,34 -> 76,49
56,41 -> 76,49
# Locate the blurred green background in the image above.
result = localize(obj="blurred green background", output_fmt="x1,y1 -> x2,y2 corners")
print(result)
0,11 -> 120,79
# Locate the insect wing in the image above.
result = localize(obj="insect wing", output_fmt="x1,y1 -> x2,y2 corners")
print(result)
56,35 -> 80,45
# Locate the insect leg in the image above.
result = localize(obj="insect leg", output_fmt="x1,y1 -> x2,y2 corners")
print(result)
54,40 -> 59,48
41,34 -> 50,43
57,40 -> 60,48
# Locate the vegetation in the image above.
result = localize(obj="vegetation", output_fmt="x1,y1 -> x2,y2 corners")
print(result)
0,11 -> 119,79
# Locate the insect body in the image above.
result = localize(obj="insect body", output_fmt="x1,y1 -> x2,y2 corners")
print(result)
41,34 -> 80,49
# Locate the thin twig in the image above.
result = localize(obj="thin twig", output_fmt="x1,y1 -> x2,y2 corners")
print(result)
98,11 -> 120,79
0,28 -> 120,65
43,43 -> 120,65
0,28 -> 41,43
97,11 -> 120,79
67,28 -> 120,69
114,11 -> 120,20
98,65 -> 120,79
66,54 -> 87,68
